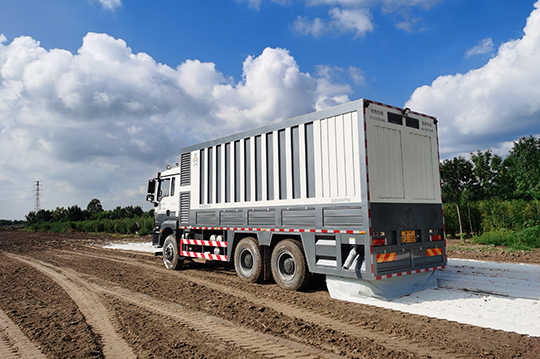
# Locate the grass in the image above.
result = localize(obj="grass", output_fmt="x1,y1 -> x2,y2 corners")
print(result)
26,217 -> 154,236
472,226 -> 540,251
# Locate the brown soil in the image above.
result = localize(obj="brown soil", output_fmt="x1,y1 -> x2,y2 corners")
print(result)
446,238 -> 540,264
0,231 -> 538,359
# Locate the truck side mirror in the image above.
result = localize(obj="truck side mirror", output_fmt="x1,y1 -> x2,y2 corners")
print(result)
147,179 -> 156,194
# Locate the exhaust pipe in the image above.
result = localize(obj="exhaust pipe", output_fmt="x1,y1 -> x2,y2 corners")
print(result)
342,246 -> 359,270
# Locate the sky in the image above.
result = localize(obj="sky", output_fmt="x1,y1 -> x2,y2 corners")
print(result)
0,0 -> 539,219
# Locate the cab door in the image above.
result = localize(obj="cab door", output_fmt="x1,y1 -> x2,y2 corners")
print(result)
156,172 -> 180,222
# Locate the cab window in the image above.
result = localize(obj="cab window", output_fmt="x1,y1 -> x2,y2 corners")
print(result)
159,179 -> 171,200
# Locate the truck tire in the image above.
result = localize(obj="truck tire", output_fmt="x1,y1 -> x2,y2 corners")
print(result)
271,239 -> 310,291
163,235 -> 183,270
234,237 -> 264,283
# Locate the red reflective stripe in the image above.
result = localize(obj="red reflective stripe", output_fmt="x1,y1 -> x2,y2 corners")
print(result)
178,226 -> 366,234
373,266 -> 444,280
181,250 -> 228,262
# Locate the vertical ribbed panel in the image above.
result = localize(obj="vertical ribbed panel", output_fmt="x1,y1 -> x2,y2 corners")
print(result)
193,110 -> 361,205
180,153 -> 191,186
371,126 -> 405,199
318,112 -> 360,198
180,192 -> 190,225
408,132 -> 435,200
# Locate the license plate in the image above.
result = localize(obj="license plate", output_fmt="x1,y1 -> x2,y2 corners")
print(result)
401,230 -> 416,243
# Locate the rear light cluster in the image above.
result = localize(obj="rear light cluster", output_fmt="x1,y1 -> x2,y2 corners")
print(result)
372,231 -> 387,246
429,229 -> 443,241
371,229 -> 443,245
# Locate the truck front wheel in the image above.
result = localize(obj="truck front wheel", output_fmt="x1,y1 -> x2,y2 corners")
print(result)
163,235 -> 183,270
271,239 -> 310,291
234,237 -> 264,283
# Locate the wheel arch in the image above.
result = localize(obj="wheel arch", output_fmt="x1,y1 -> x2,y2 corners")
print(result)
269,233 -> 303,249
231,231 -> 260,255
270,233 -> 315,274
158,220 -> 178,247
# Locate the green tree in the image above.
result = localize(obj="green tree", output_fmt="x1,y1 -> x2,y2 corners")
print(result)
470,150 -> 513,200
440,156 -> 475,239
25,209 -> 52,226
25,211 -> 36,225
86,198 -> 104,219
51,207 -> 68,222
111,206 -> 126,220
67,205 -> 84,222
505,136 -> 540,201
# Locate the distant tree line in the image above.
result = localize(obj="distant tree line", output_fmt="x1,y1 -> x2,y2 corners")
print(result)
25,198 -> 154,235
442,135 -> 540,249
0,219 -> 25,228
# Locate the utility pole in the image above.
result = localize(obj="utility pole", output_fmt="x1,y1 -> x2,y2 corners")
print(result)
33,181 -> 42,212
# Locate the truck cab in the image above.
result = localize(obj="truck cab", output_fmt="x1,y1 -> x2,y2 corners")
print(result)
147,164 -> 181,247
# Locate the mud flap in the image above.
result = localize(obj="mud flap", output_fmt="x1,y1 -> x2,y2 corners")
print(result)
326,271 -> 437,301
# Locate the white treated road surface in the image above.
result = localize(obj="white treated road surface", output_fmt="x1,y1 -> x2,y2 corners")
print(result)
105,242 -> 540,337
342,259 -> 540,337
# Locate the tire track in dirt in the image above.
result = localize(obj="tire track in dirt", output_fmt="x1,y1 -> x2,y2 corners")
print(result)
9,255 -> 136,359
98,283 -> 341,359
0,308 -> 46,359
67,250 -> 457,359
11,254 -> 343,359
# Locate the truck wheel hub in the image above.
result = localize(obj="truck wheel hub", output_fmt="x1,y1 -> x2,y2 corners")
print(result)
164,245 -> 174,261
283,257 -> 295,274
242,252 -> 253,268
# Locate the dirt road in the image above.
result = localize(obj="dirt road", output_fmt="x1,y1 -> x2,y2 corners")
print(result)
0,231 -> 539,358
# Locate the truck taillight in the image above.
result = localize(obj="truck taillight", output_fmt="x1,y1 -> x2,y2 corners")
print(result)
372,238 -> 386,246
372,231 -> 386,246
430,234 -> 442,241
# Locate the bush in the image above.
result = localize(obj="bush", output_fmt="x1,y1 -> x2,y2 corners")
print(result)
512,226 -> 540,249
50,222 -> 69,233
478,199 -> 540,231
473,226 -> 540,250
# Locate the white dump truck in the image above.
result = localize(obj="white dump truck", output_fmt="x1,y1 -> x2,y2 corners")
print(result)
146,99 -> 445,299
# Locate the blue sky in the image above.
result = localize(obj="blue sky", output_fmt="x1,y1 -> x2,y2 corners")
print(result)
1,0 -> 539,219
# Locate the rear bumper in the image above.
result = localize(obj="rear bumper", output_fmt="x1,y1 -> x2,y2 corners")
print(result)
372,243 -> 445,279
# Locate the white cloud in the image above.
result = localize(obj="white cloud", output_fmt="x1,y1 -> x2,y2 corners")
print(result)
348,66 -> 366,86
0,33 -> 352,218
307,0 -> 440,9
379,0 -> 441,12
240,0 -> 291,10
289,0 -> 442,37
465,38 -> 495,58
406,1 -> 540,159
241,0 -> 262,10
330,7 -> 373,37
93,0 -> 122,11
313,65 -> 354,109
395,14 -> 421,33
293,16 -> 328,37
293,7 -> 373,38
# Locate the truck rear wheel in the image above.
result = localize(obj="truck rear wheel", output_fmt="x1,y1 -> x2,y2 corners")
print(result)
234,237 -> 264,283
163,235 -> 183,270
271,239 -> 310,291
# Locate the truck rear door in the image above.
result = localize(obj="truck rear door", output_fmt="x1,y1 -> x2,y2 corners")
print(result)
364,101 -> 445,278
